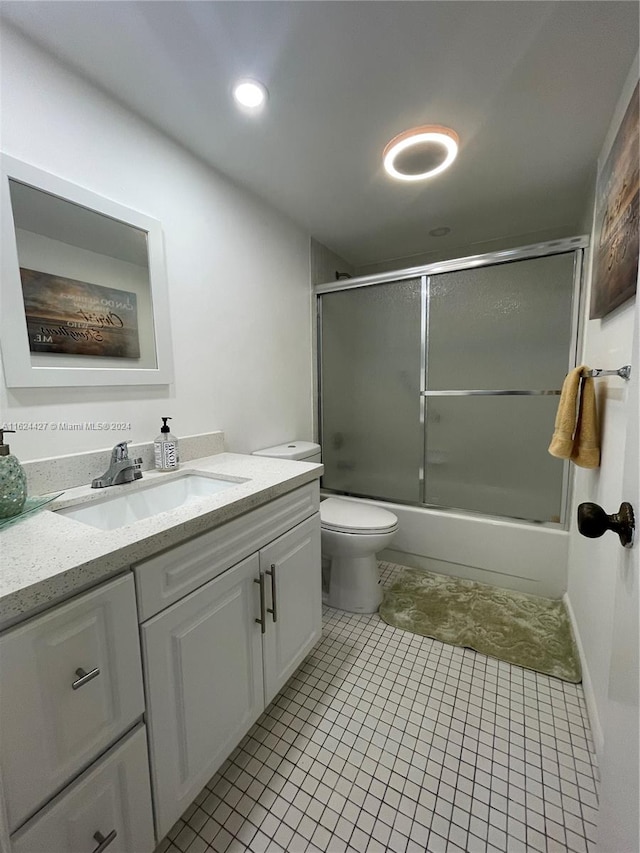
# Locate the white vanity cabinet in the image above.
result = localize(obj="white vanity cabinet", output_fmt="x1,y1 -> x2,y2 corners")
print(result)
0,574 -> 155,853
0,474 -> 322,852
0,574 -> 146,832
137,484 -> 322,839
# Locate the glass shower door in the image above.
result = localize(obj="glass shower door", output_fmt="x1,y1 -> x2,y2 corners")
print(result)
423,252 -> 577,521
320,279 -> 423,502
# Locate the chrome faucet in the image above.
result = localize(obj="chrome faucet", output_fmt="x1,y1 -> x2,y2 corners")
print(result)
91,441 -> 143,489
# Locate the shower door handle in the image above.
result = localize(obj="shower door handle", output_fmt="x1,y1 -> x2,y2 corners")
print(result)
577,502 -> 635,548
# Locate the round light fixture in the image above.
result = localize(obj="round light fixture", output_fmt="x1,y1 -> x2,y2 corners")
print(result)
383,125 -> 459,181
232,78 -> 268,111
429,226 -> 451,237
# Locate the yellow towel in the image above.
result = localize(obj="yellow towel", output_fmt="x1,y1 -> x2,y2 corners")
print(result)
548,366 -> 600,468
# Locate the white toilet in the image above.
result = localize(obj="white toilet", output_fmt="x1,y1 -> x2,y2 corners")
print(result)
252,441 -> 399,614
319,497 -> 398,613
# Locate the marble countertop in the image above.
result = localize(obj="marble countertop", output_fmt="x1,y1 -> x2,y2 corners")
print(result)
0,452 -> 323,631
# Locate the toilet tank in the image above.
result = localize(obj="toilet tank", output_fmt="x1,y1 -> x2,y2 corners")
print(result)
252,440 -> 321,464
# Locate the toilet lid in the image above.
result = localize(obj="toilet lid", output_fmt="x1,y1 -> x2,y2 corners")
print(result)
252,440 -> 320,461
320,498 -> 398,534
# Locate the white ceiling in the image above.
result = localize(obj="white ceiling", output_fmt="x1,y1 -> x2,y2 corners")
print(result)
1,1 -> 638,268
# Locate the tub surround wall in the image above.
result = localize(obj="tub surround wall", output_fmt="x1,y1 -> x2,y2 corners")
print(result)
565,54 -> 638,760
0,26 -> 313,462
310,238 -> 354,286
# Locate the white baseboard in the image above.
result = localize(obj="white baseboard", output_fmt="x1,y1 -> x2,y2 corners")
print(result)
563,592 -> 604,762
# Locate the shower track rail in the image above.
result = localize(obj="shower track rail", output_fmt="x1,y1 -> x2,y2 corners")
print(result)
421,389 -> 561,396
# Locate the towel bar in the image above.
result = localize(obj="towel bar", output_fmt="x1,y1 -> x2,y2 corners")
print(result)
583,365 -> 631,381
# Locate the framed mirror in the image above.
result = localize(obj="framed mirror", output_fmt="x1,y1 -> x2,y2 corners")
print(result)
0,155 -> 174,387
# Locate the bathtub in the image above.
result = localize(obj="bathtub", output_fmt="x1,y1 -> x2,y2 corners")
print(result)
321,494 -> 569,599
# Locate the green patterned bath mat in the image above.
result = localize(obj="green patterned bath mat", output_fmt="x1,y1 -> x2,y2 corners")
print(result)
379,568 -> 581,683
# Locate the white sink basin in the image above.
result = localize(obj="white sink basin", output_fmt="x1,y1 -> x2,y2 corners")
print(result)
55,473 -> 248,530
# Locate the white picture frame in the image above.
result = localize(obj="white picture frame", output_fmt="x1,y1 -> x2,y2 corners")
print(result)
0,155 -> 174,387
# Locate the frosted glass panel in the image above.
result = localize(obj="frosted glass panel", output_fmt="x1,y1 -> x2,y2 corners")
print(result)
321,280 -> 422,502
428,253 -> 575,390
318,248 -> 578,524
424,396 -> 563,521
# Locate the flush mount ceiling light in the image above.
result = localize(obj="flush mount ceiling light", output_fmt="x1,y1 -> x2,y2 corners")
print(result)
383,125 -> 459,181
232,78 -> 268,112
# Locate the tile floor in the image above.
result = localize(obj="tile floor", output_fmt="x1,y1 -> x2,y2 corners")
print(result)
155,563 -> 599,853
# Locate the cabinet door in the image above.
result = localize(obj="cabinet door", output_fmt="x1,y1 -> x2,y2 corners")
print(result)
0,575 -> 144,831
11,725 -> 154,853
142,553 -> 264,840
260,514 -> 322,706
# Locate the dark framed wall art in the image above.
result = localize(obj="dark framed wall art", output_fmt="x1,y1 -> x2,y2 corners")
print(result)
590,81 -> 639,320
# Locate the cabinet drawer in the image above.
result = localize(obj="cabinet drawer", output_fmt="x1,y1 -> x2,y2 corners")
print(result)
11,725 -> 154,853
0,574 -> 145,831
135,481 -> 319,621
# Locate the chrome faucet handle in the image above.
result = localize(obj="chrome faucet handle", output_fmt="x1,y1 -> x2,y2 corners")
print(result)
111,441 -> 131,462
91,442 -> 140,489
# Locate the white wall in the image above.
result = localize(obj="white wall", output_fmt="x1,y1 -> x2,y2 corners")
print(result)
565,54 -> 639,759
0,26 -> 313,461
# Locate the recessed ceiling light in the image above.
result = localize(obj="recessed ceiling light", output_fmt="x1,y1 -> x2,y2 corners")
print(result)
383,125 -> 459,181
232,78 -> 268,112
429,226 -> 451,237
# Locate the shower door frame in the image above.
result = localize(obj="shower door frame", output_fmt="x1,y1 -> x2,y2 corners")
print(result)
316,235 -> 588,528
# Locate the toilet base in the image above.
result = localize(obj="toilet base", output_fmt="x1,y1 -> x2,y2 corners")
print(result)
327,554 -> 383,614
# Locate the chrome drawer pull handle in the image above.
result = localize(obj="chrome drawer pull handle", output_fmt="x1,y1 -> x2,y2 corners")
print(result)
266,563 -> 278,623
72,666 -> 101,690
254,575 -> 266,634
91,830 -> 117,853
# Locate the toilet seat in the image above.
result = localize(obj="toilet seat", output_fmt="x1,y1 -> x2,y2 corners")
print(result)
320,498 -> 398,535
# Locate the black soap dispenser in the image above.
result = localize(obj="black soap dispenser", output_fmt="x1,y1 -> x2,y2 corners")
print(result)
154,417 -> 179,471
